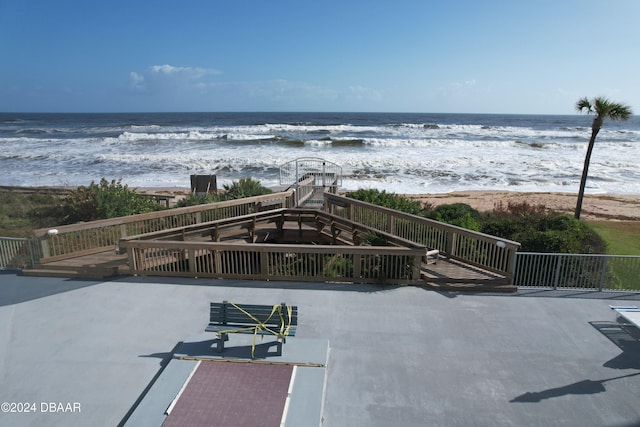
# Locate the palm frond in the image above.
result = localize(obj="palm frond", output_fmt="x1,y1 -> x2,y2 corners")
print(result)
575,97 -> 592,113
577,97 -> 633,120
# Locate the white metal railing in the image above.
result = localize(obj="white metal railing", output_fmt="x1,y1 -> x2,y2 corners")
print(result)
280,158 -> 342,207
514,253 -> 640,291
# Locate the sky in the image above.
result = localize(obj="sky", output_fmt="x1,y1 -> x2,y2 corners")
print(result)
1,0 -> 639,114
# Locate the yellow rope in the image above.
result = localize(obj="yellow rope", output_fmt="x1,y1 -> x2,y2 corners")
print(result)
217,302 -> 293,359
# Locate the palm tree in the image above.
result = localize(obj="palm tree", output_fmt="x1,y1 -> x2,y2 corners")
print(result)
574,97 -> 633,219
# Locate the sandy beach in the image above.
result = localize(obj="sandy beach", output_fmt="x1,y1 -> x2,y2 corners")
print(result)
402,191 -> 640,221
139,187 -> 640,222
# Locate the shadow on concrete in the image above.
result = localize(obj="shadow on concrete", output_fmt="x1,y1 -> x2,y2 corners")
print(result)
111,275 -> 402,293
513,321 -> 640,403
180,337 -> 282,360
0,271 -> 102,307
453,287 -> 640,301
142,337 -> 283,362
591,321 -> 640,370
510,372 -> 640,403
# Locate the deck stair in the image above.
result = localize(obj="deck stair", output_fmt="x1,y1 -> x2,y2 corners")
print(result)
24,250 -> 129,279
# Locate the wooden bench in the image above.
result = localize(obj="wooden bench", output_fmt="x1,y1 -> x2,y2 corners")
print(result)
205,301 -> 297,356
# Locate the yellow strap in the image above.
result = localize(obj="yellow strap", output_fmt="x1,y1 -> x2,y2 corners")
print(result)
217,302 -> 293,359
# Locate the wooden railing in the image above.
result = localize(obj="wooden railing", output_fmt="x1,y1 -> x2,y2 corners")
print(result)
119,240 -> 424,284
324,193 -> 521,279
33,191 -> 295,262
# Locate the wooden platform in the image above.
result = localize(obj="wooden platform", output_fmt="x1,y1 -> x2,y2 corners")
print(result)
421,258 -> 515,292
24,248 -> 515,291
24,250 -> 130,279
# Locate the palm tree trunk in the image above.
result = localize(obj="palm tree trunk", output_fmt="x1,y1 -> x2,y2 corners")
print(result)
574,127 -> 600,219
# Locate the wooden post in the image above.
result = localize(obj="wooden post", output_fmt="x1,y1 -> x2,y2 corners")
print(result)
412,253 -> 421,281
40,238 -> 51,259
188,248 -> 196,274
353,254 -> 361,281
214,250 -> 222,274
260,251 -> 269,279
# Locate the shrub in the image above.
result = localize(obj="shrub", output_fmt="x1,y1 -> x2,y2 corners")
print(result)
427,203 -> 481,231
175,192 -> 221,207
222,178 -> 272,200
480,202 -> 606,253
346,189 -> 423,215
174,178 -> 272,207
62,178 -> 161,223
361,232 -> 391,246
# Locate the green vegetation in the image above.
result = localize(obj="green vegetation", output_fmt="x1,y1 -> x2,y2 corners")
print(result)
346,189 -> 424,215
0,191 -> 64,237
222,177 -> 273,199
479,201 -> 605,253
587,221 -> 640,255
348,190 -> 609,254
427,203 -> 481,231
62,178 -> 162,223
0,177 -> 277,237
176,192 -> 221,207
176,178 -> 272,207
0,180 -> 635,259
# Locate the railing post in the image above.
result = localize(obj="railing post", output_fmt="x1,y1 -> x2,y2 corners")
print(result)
599,256 -> 607,291
446,231 -> 455,257
353,254 -> 362,281
260,251 -> 269,279
126,246 -> 137,273
412,253 -> 421,281
214,250 -> 222,274
188,248 -> 196,274
553,254 -> 563,290
507,248 -> 518,286
40,238 -> 50,259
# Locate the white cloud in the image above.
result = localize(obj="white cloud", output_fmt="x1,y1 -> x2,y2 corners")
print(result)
126,65 -> 385,111
149,64 -> 221,79
128,72 -> 145,91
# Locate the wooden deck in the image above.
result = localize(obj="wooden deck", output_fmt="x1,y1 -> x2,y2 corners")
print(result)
24,250 -> 130,279
25,248 -> 515,292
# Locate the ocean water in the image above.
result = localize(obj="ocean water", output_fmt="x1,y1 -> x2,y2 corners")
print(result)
1,112 -> 639,195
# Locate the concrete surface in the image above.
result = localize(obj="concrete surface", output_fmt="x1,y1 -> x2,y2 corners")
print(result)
1,273 -> 640,426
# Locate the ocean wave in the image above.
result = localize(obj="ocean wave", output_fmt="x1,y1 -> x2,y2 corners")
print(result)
2,112 -> 640,195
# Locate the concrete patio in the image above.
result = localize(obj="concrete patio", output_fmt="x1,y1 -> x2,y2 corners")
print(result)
1,271 -> 639,427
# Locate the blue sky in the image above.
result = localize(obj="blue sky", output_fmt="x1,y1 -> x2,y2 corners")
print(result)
1,0 -> 639,114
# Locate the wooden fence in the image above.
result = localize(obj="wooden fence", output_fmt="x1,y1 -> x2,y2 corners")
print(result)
32,191 -> 295,262
324,193 -> 521,279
